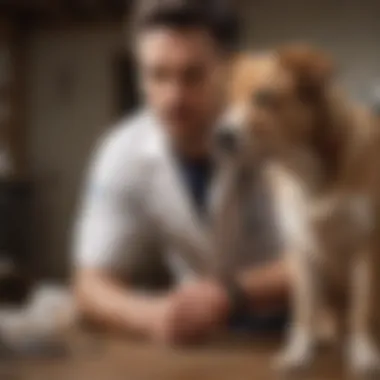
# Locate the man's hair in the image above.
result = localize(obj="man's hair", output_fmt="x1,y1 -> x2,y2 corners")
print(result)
133,0 -> 240,52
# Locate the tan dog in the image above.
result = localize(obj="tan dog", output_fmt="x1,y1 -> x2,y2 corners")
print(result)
214,45 -> 380,376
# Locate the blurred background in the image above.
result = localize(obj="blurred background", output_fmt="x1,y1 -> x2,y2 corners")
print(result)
0,0 -> 380,296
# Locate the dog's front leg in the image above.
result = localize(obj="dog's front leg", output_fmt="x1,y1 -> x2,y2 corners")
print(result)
348,247 -> 380,377
275,249 -> 320,372
267,164 -> 321,372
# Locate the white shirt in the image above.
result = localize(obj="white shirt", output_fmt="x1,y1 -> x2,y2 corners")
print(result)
73,110 -> 281,285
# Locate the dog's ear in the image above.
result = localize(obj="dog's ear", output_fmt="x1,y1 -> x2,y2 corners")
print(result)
280,45 -> 343,183
278,44 -> 335,102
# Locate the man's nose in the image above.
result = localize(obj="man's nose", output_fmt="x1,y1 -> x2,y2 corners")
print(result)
215,128 -> 238,153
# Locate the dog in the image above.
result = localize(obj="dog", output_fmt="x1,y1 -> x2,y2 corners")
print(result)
214,45 -> 380,376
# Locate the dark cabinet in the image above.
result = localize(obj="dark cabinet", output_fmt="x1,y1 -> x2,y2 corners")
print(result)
0,180 -> 33,304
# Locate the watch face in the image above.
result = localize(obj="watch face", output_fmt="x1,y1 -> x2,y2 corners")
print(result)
225,280 -> 250,320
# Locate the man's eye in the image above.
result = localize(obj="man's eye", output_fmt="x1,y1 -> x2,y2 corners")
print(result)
253,90 -> 279,108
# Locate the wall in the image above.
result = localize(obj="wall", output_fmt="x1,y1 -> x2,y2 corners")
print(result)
26,24 -> 126,277
239,0 -> 380,104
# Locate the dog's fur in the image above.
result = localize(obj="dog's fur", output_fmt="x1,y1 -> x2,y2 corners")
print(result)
214,45 -> 380,375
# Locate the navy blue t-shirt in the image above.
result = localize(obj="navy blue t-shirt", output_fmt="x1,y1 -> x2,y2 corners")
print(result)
177,155 -> 214,217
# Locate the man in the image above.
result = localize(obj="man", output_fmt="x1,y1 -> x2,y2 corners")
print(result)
73,0 -> 289,345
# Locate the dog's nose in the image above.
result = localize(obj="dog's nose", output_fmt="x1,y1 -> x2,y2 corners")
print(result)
215,129 -> 238,152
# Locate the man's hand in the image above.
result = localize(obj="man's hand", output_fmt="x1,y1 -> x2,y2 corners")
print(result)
148,280 -> 231,345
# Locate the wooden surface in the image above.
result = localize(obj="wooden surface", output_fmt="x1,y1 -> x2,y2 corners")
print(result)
0,330 -> 350,380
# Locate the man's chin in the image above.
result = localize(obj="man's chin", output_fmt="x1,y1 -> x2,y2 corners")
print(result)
166,119 -> 194,132
165,121 -> 202,139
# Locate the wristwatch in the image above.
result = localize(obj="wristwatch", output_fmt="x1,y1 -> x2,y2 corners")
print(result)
222,278 -> 251,321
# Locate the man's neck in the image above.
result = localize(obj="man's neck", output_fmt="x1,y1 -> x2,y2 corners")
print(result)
172,137 -> 214,163
173,119 -> 219,161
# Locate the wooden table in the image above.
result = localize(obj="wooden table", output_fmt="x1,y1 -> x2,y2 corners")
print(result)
0,331 -> 348,380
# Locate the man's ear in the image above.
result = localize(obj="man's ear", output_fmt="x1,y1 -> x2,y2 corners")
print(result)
278,44 -> 335,101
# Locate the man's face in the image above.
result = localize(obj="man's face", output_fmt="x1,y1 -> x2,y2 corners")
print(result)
137,27 -> 226,153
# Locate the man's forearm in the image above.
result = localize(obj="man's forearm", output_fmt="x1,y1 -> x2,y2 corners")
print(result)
74,269 -> 164,337
236,259 -> 290,313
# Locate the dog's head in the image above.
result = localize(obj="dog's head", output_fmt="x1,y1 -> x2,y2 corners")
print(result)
215,45 -> 336,166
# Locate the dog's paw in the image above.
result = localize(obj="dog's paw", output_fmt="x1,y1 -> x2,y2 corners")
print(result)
315,311 -> 339,348
274,331 -> 315,373
348,336 -> 380,378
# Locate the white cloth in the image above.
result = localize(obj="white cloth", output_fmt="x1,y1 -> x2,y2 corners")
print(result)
73,110 -> 280,283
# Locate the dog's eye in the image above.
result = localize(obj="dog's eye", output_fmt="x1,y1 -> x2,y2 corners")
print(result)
253,89 -> 279,109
